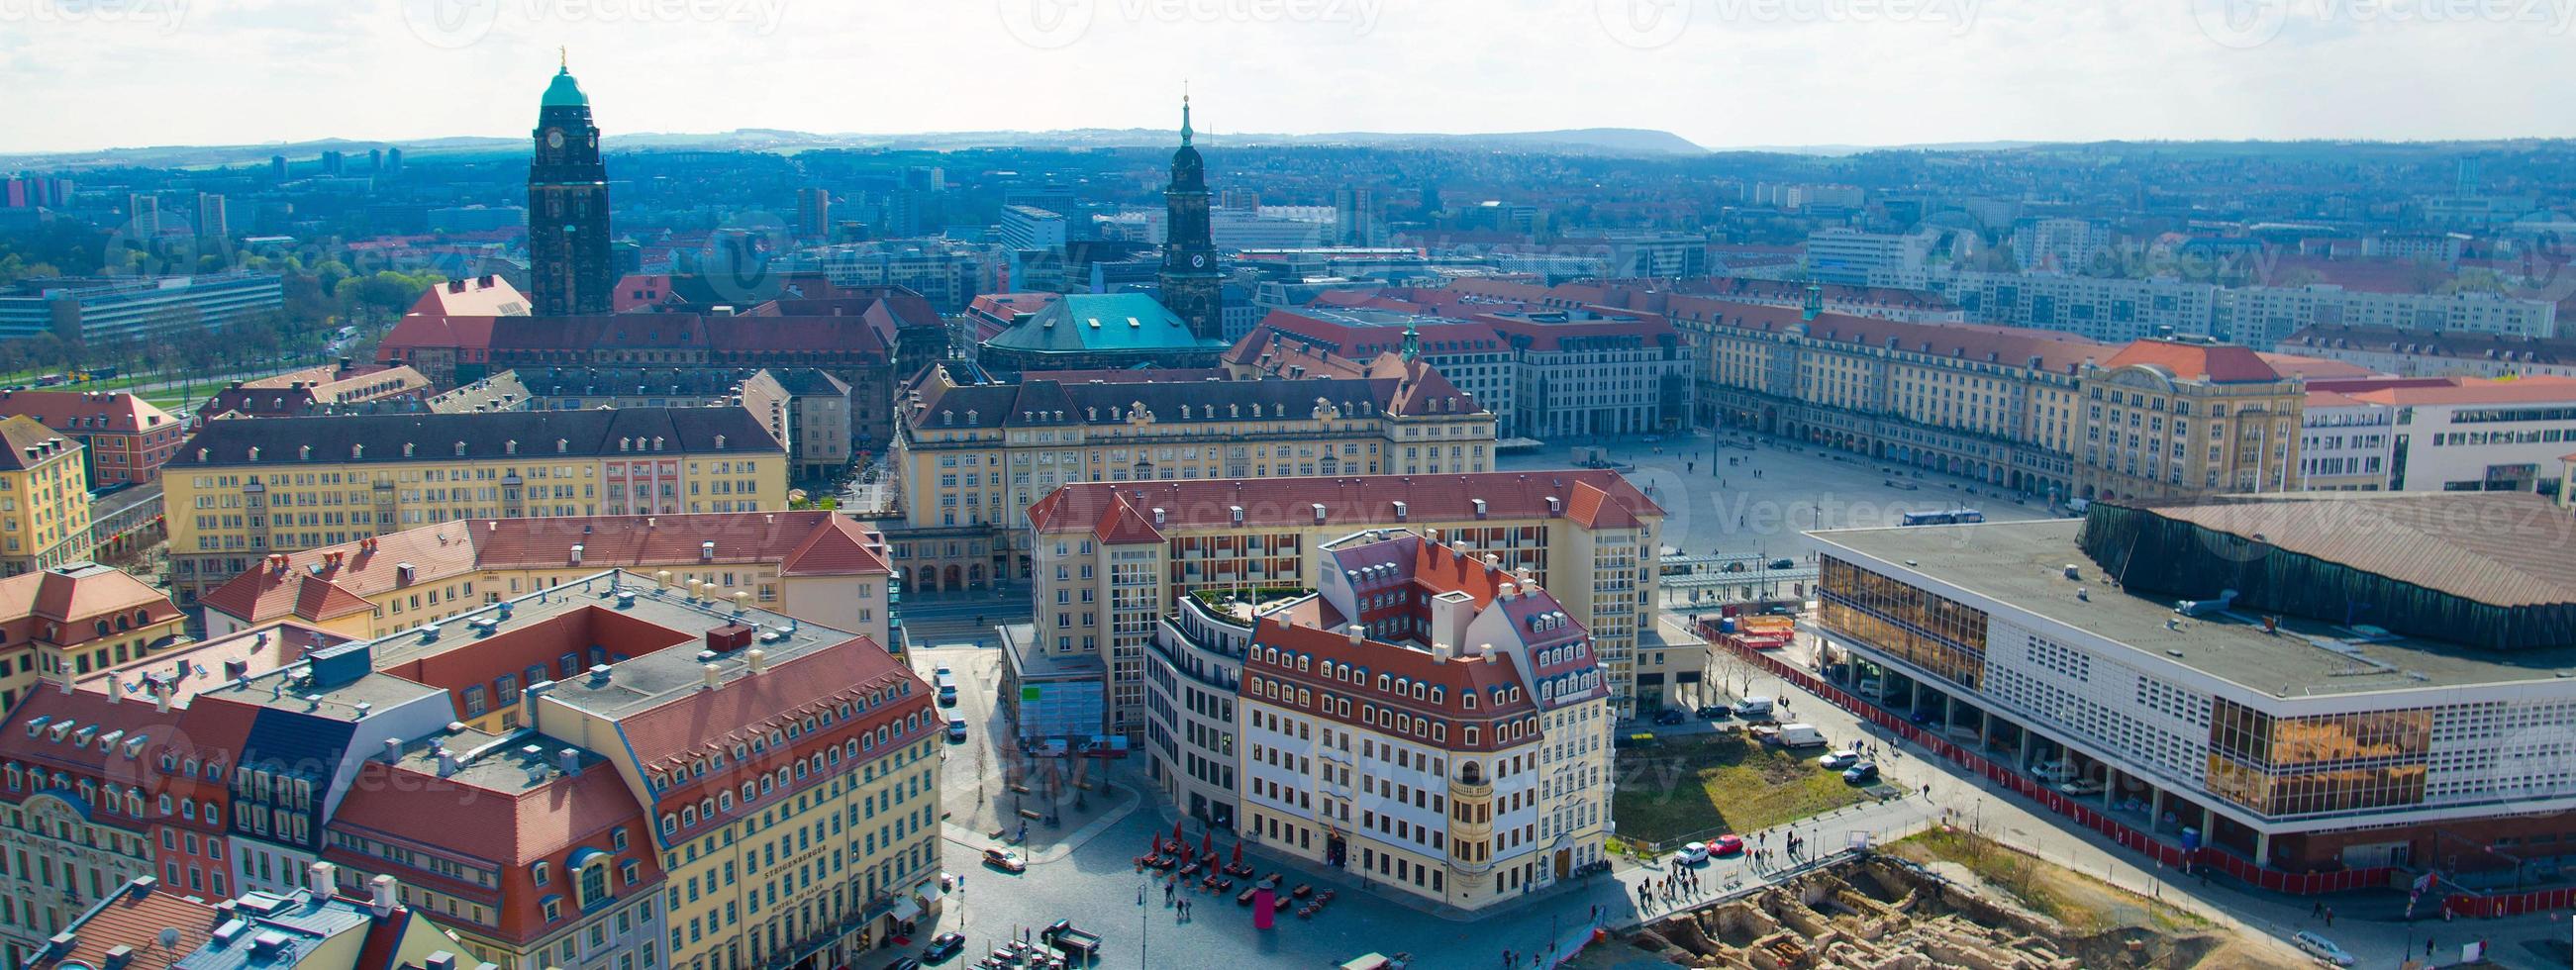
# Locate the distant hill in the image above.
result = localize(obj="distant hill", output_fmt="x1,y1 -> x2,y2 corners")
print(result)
0,127 -> 1712,170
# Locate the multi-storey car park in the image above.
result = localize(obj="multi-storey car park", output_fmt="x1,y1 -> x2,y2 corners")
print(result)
1808,493 -> 2576,877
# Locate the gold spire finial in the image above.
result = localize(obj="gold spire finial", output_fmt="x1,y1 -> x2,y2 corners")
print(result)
558,46 -> 567,71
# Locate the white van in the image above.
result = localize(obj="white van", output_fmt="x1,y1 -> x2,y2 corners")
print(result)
1734,696 -> 1776,719
1770,724 -> 1827,748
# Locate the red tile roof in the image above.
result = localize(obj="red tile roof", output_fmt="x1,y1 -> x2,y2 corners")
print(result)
1246,618 -> 1536,747
2343,375 -> 2576,406
2101,340 -> 2286,383
0,565 -> 182,648
327,759 -> 659,944
29,879 -> 217,970
408,275 -> 531,317
199,513 -> 890,627
1027,470 -> 1662,541
615,635 -> 919,768
0,389 -> 181,435
2256,352 -> 2382,380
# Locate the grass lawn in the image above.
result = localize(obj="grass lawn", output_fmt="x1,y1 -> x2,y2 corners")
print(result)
1612,732 -> 1871,845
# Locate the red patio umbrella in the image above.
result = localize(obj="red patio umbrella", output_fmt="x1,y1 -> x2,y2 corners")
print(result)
1233,841 -> 1243,865
1203,830 -> 1215,857
1173,819 -> 1185,840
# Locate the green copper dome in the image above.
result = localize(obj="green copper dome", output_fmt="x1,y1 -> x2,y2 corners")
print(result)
542,66 -> 588,108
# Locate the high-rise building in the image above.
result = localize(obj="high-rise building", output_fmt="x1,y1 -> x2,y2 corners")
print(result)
383,146 -> 403,175
367,146 -> 383,171
1334,185 -> 1384,246
1158,95 -> 1225,343
124,192 -> 158,238
194,191 -> 228,241
528,61 -> 614,316
998,204 -> 1067,252
796,186 -> 832,240
268,153 -> 287,180
321,149 -> 345,175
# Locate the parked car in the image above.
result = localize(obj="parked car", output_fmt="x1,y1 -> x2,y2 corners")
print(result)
1695,705 -> 1732,720
983,847 -> 1027,873
1652,708 -> 1687,726
924,932 -> 967,962
1842,761 -> 1880,784
882,959 -> 920,970
2057,778 -> 2107,797
2030,760 -> 2074,783
2292,931 -> 2354,966
1856,678 -> 1885,698
1711,833 -> 1744,856
1817,749 -> 1861,770
1675,841 -> 1710,865
946,718 -> 969,742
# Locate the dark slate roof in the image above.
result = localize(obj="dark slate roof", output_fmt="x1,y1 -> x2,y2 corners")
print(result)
170,408 -> 780,468
908,376 -> 1408,431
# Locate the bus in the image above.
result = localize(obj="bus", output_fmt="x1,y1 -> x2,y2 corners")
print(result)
1899,509 -> 1985,526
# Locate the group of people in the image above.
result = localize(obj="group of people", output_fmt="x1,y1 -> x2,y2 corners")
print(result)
1633,863 -> 1715,912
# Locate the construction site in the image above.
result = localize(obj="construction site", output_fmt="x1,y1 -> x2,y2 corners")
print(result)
1611,853 -> 2291,970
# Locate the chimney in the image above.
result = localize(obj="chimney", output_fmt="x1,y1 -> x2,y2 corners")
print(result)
436,748 -> 460,776
1432,643 -> 1452,664
381,737 -> 401,762
308,861 -> 337,896
1346,625 -> 1364,646
368,874 -> 398,917
555,747 -> 580,774
152,684 -> 171,714
703,664 -> 722,690
746,648 -> 769,674
105,677 -> 123,704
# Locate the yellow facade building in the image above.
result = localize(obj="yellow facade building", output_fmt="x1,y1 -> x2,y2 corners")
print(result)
2075,338 -> 2308,502
163,409 -> 787,604
888,358 -> 1494,591
0,416 -> 94,578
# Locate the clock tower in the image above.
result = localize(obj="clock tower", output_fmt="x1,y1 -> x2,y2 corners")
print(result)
529,57 -> 613,317
1158,93 -> 1224,342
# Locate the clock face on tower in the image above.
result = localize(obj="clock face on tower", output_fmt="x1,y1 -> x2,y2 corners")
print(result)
1191,254 -> 1206,268
546,131 -> 565,149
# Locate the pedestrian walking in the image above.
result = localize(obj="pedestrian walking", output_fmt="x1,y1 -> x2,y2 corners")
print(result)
2324,907 -> 2333,927
2310,902 -> 2322,919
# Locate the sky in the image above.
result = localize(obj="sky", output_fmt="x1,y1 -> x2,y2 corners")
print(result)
2,0 -> 2572,153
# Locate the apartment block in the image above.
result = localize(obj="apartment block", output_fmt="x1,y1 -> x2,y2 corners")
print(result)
0,417 -> 93,577
1023,469 -> 1682,732
0,562 -> 186,710
162,409 -> 786,604
197,512 -> 891,649
2076,338 -> 2306,503
1216,528 -> 1613,908
0,389 -> 185,486
887,359 -> 1494,590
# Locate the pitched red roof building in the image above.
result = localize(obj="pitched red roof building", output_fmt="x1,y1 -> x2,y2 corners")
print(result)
0,389 -> 186,485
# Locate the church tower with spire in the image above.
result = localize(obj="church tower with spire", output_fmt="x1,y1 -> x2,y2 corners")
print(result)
528,55 -> 613,316
1158,92 -> 1225,342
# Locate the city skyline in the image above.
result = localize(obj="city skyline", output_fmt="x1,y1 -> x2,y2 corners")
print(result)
4,0 -> 2574,153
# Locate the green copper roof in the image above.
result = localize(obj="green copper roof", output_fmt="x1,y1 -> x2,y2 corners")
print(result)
542,67 -> 588,108
984,293 -> 1226,354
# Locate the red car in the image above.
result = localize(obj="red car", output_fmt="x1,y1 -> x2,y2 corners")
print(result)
1711,834 -> 1744,856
